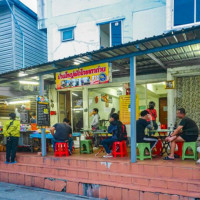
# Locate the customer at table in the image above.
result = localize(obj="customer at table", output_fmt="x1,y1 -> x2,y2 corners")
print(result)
50,118 -> 73,155
164,108 -> 199,160
147,101 -> 158,130
3,113 -> 20,164
136,110 -> 158,150
102,113 -> 124,158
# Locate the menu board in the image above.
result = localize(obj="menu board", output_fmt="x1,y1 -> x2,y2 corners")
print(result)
119,95 -> 139,125
37,96 -> 50,126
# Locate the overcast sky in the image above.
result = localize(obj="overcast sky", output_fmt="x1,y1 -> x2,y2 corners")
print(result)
20,0 -> 37,13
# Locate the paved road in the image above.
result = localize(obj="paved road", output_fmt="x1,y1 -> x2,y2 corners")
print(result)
0,182 -> 102,200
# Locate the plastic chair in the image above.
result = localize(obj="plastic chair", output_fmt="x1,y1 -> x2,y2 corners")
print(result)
112,140 -> 128,158
55,143 -> 69,157
80,140 -> 93,154
182,142 -> 197,160
137,143 -> 152,160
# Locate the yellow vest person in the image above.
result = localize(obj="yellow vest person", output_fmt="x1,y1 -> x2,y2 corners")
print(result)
3,113 -> 20,164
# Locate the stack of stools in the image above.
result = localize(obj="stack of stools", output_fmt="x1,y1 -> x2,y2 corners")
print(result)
80,140 -> 93,154
112,140 -> 128,158
54,143 -> 69,157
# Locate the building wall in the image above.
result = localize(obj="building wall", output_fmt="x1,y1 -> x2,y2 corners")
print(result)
38,0 -> 166,61
13,5 -> 47,70
0,2 -> 47,75
0,6 -> 13,74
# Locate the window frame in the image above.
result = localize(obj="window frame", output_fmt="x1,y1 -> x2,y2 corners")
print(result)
172,0 -> 200,28
97,18 -> 124,48
60,27 -> 75,42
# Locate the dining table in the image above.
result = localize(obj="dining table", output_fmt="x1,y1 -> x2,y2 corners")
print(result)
150,129 -> 173,156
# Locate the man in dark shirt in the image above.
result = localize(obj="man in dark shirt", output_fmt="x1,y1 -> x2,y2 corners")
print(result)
164,108 -> 198,160
50,118 -> 73,154
136,110 -> 158,150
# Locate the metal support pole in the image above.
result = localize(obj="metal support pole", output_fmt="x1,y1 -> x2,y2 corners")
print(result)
130,57 -> 137,163
5,0 -> 24,68
39,75 -> 46,157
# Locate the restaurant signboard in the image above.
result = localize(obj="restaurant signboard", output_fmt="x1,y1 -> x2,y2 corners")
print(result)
55,63 -> 111,90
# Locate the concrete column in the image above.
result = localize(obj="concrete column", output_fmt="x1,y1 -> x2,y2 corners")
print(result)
83,87 -> 89,129
167,70 -> 176,128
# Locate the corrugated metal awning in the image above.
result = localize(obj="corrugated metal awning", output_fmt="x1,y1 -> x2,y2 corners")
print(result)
1,25 -> 200,83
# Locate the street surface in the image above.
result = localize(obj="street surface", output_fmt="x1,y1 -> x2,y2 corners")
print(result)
0,182 -> 102,200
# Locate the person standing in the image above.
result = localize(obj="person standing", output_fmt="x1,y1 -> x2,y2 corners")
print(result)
91,108 -> 100,147
50,118 -> 73,155
3,113 -> 20,164
91,108 -> 100,131
147,101 -> 158,130
164,108 -> 199,160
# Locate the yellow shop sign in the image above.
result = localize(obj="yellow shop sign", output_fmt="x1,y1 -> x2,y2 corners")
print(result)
56,63 -> 111,90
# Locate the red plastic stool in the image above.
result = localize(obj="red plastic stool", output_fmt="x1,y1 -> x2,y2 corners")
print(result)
112,140 -> 128,158
153,139 -> 162,155
175,142 -> 183,157
55,143 -> 69,157
175,142 -> 189,157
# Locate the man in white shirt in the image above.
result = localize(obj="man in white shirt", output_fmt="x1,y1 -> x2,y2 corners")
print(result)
91,108 -> 100,147
91,108 -> 100,130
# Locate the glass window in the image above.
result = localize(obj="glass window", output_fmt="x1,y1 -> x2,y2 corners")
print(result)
61,28 -> 74,42
174,0 -> 194,26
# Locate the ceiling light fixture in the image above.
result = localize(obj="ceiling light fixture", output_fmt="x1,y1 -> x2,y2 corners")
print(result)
72,92 -> 78,96
18,72 -> 28,77
8,100 -> 30,105
19,81 -> 39,85
112,69 -> 120,72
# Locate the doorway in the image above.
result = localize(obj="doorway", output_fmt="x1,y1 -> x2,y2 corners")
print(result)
159,97 -> 167,125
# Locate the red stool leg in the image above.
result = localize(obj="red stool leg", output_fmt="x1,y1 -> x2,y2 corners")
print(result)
113,142 -> 117,157
120,143 -> 123,157
123,141 -> 128,156
59,144 -> 62,157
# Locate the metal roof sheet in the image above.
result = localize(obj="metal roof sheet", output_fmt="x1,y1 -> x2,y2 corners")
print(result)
1,25 -> 200,83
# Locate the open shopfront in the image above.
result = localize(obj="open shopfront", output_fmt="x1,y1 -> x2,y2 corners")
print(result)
57,80 -> 168,141
0,95 -> 51,152
0,25 -> 199,162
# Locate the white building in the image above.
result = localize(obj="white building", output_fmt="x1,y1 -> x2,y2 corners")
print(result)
37,0 -> 167,61
36,0 -> 200,129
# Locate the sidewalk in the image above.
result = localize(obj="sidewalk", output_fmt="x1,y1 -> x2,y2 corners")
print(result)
0,182 -> 103,200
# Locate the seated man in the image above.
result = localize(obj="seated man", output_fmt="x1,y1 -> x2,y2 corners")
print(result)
102,113 -> 123,158
136,110 -> 158,150
50,118 -> 73,155
164,108 -> 199,160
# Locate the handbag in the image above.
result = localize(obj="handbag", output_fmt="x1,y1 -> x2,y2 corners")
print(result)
6,120 -> 14,141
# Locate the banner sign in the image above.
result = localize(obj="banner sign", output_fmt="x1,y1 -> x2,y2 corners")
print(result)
56,63 -> 111,90
36,96 -> 50,126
